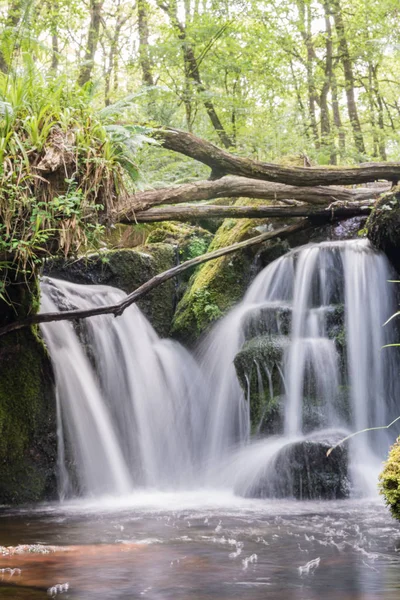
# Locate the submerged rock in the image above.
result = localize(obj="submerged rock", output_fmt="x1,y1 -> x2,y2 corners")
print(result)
238,435 -> 349,500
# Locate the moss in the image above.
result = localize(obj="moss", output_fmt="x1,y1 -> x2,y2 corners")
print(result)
0,278 -> 56,505
367,187 -> 400,272
45,244 -> 177,337
380,438 -> 400,520
234,336 -> 288,432
171,202 -> 279,344
146,222 -> 213,266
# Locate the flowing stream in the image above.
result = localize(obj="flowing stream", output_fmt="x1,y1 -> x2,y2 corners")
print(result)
2,238 -> 400,599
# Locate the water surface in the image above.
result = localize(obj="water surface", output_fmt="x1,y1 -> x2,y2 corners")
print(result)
1,493 -> 399,599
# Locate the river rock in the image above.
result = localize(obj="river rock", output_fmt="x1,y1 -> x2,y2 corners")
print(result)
239,435 -> 349,500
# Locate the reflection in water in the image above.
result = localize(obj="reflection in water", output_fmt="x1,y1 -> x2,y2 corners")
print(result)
0,495 -> 400,599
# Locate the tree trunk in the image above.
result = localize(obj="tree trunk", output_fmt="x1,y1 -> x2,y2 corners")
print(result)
127,202 -> 373,223
0,0 -> 23,73
118,175 -> 387,214
331,66 -> 345,159
321,3 -> 334,161
372,65 -> 387,161
154,128 -> 400,186
104,3 -> 126,105
158,1 -> 233,148
50,1 -> 59,73
297,0 -> 320,147
77,0 -> 104,87
138,0 -> 154,86
330,0 -> 365,156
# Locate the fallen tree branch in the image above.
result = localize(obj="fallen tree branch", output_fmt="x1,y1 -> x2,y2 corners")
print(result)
0,220 -> 313,336
127,201 -> 373,223
118,175 -> 387,214
155,128 -> 400,186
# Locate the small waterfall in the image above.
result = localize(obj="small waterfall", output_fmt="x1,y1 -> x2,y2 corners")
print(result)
40,278 -> 205,496
201,239 -> 400,495
40,239 -> 400,500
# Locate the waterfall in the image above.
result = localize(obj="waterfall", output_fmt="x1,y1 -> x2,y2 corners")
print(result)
204,239 -> 400,495
41,278 -> 205,496
40,239 -> 400,500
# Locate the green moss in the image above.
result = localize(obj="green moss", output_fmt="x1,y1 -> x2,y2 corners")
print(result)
0,278 -> 56,505
171,203 -> 273,344
234,335 -> 288,432
146,222 -> 213,264
380,438 -> 400,520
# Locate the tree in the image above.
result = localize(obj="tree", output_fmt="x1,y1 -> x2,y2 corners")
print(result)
77,0 -> 104,87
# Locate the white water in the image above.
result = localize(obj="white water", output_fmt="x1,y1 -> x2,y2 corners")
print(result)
40,239 -> 400,500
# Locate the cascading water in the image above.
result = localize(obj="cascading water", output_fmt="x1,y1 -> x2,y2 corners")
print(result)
40,239 -> 400,500
204,238 -> 400,496
41,278 -> 205,497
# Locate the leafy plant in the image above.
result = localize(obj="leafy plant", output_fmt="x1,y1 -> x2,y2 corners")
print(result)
0,67 -> 155,281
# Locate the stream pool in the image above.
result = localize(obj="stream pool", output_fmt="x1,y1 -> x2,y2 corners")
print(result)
0,492 -> 399,599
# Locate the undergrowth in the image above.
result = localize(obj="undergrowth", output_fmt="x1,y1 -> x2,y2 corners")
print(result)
0,64 -> 156,305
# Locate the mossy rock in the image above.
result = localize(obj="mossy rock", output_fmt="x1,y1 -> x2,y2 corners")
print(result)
234,335 -> 288,432
171,199 -> 296,344
146,222 -> 213,300
0,276 -> 56,505
234,332 -> 350,434
44,244 -> 176,337
367,187 -> 400,272
380,438 -> 400,520
146,221 -> 213,259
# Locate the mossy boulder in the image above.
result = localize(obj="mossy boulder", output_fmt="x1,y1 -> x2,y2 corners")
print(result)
234,329 -> 350,434
171,199 -> 295,344
234,335 -> 287,433
380,438 -> 400,520
0,276 -> 56,505
237,436 -> 350,500
44,244 -> 177,337
146,222 -> 213,300
367,187 -> 400,272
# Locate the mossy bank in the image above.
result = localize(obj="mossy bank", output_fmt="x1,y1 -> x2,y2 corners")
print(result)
0,278 -> 56,505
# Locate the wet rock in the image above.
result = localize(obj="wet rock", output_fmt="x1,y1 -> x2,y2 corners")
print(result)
234,336 -> 288,432
44,244 -> 176,337
234,334 -> 350,434
0,275 -> 57,505
367,187 -> 400,273
239,435 -> 350,500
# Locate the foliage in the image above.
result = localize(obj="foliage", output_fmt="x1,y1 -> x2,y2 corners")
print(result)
380,438 -> 400,520
0,65 -> 154,300
0,0 -> 398,174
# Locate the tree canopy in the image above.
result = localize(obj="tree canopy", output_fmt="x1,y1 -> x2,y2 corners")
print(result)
0,0 -> 400,306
